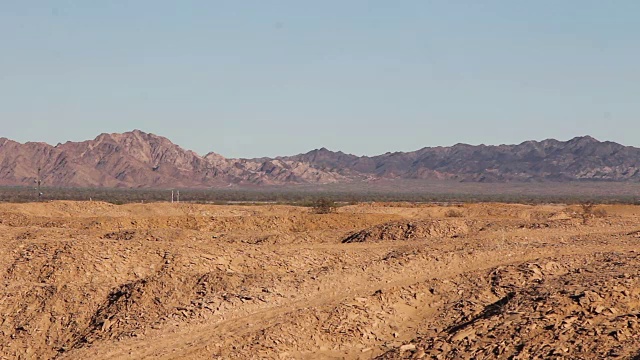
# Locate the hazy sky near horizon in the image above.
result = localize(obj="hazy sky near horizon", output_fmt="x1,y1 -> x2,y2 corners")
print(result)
1,1 -> 639,158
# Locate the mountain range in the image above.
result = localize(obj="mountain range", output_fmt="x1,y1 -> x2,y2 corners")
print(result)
0,130 -> 639,188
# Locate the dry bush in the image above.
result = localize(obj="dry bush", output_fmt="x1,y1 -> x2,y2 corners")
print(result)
579,202 -> 595,224
312,198 -> 337,214
578,202 -> 607,224
444,209 -> 464,218
592,207 -> 608,218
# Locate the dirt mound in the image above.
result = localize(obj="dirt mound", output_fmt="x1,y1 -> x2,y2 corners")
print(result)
0,201 -> 118,217
342,220 -> 471,243
1,201 -> 640,359
63,252 -> 279,354
378,252 -> 640,359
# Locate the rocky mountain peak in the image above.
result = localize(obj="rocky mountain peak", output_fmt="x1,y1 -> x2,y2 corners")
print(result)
0,131 -> 638,188
567,135 -> 600,145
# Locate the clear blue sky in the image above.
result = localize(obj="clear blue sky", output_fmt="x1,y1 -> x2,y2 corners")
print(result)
1,1 -> 638,158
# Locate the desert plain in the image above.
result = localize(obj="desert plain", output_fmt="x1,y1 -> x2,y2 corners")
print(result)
1,200 -> 640,359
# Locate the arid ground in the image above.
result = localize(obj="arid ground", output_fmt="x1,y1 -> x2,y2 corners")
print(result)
1,201 -> 640,359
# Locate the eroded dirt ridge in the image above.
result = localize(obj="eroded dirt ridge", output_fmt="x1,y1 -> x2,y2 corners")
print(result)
0,201 -> 639,359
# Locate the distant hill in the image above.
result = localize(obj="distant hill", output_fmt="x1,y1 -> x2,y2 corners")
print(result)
1,130 -> 639,188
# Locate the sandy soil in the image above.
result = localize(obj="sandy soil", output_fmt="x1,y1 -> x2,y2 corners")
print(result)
1,201 -> 639,359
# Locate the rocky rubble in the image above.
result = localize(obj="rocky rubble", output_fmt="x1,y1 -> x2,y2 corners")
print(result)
342,220 -> 471,243
379,252 -> 640,359
0,201 -> 639,359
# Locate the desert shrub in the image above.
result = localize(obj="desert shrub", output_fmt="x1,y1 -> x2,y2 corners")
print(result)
592,207 -> 608,218
312,198 -> 337,214
578,202 -> 607,223
578,202 -> 595,224
347,197 -> 359,206
580,202 -> 594,212
444,209 -> 464,218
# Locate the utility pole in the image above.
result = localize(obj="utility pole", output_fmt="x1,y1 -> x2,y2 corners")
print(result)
35,167 -> 43,201
171,190 -> 174,203
177,190 -> 180,204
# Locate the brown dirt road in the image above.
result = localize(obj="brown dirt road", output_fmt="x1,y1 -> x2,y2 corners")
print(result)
1,201 -> 639,359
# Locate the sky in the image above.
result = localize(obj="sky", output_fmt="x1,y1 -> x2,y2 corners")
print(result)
1,1 -> 639,158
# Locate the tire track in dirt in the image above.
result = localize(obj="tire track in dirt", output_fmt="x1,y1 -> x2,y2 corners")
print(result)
63,239 -> 640,359
1,201 -> 638,359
